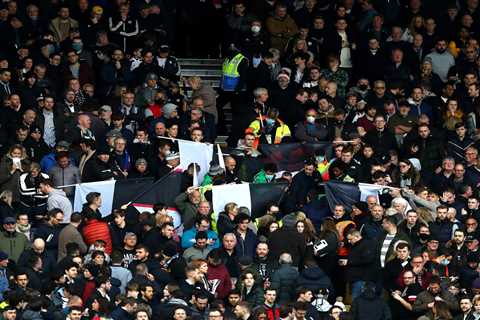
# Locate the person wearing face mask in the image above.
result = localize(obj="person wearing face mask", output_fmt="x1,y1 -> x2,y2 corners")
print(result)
71,37 -> 93,67
253,163 -> 278,183
294,109 -> 329,143
245,108 -> 291,148
239,19 -> 270,64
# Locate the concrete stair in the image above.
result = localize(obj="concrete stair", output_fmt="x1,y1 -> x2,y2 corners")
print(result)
178,58 -> 231,144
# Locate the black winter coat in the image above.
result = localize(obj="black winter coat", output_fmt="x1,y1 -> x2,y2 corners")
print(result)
268,227 -> 306,267
82,157 -> 115,182
351,287 -> 392,320
346,238 -> 378,282
296,266 -> 334,294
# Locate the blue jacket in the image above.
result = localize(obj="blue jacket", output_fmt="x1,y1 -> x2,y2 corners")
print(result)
40,153 -> 57,173
181,227 -> 220,249
0,268 -> 8,300
429,219 -> 454,244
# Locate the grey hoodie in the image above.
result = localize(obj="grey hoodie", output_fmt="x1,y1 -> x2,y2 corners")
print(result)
48,188 -> 73,222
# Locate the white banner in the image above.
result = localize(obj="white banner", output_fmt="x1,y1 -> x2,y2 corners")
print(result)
212,183 -> 252,218
178,140 -> 213,184
73,180 -> 116,217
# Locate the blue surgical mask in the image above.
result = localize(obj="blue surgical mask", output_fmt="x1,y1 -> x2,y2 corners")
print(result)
72,42 -> 83,52
440,259 -> 450,266
46,44 -> 55,55
265,118 -> 275,126
265,174 -> 274,181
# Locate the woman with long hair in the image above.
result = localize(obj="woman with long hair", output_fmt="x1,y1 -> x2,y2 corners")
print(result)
296,218 -> 317,261
432,301 -> 453,320
391,159 -> 421,188
190,259 -> 212,293
402,15 -> 425,42
0,144 -> 30,203
236,270 -> 264,306
313,218 -> 339,277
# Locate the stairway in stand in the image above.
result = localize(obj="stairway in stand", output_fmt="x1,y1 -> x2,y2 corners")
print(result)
178,58 -> 229,145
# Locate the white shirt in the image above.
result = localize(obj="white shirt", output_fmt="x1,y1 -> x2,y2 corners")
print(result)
338,31 -> 352,68
43,109 -> 56,147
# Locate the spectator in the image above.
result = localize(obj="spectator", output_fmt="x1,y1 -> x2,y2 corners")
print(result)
57,212 -> 87,261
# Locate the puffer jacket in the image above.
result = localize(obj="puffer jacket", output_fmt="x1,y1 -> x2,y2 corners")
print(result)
429,219 -> 454,244
296,266 -> 334,295
82,218 -> 112,254
270,264 -> 299,304
351,286 -> 392,320
239,284 -> 265,307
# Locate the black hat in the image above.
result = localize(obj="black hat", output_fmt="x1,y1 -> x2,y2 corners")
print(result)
163,241 -> 178,257
96,144 -> 111,155
30,126 -> 42,134
159,44 -> 170,53
238,256 -> 253,267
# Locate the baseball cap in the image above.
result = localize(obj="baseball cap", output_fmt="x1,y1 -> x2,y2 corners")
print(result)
3,217 -> 15,224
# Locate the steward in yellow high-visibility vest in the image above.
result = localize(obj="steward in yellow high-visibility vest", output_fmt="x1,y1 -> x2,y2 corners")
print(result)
245,108 -> 291,149
221,52 -> 246,91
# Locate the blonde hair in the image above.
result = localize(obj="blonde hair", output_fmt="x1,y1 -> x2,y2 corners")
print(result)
0,190 -> 12,204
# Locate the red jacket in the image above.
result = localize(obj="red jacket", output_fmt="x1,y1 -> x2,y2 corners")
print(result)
82,219 -> 112,254
264,304 -> 280,320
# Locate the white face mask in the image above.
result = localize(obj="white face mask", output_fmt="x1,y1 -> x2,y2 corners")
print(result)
306,116 -> 316,124
251,25 -> 261,33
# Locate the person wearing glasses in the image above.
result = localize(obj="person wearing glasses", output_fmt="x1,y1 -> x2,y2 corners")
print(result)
390,270 -> 423,320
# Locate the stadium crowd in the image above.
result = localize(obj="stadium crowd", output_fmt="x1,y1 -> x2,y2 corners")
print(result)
3,0 -> 480,320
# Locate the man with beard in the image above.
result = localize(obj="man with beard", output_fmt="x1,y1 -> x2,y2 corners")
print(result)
252,242 -> 278,283
425,38 -> 456,83
449,229 -> 468,273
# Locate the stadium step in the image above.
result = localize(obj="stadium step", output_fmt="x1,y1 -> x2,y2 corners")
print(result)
178,58 -> 233,142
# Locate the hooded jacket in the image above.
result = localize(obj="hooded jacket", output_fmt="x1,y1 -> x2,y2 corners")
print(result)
207,262 -> 232,299
47,189 -> 73,222
296,266 -> 334,294
350,285 -> 392,320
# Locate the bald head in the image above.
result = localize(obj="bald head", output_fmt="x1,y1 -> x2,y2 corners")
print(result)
32,238 -> 45,252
